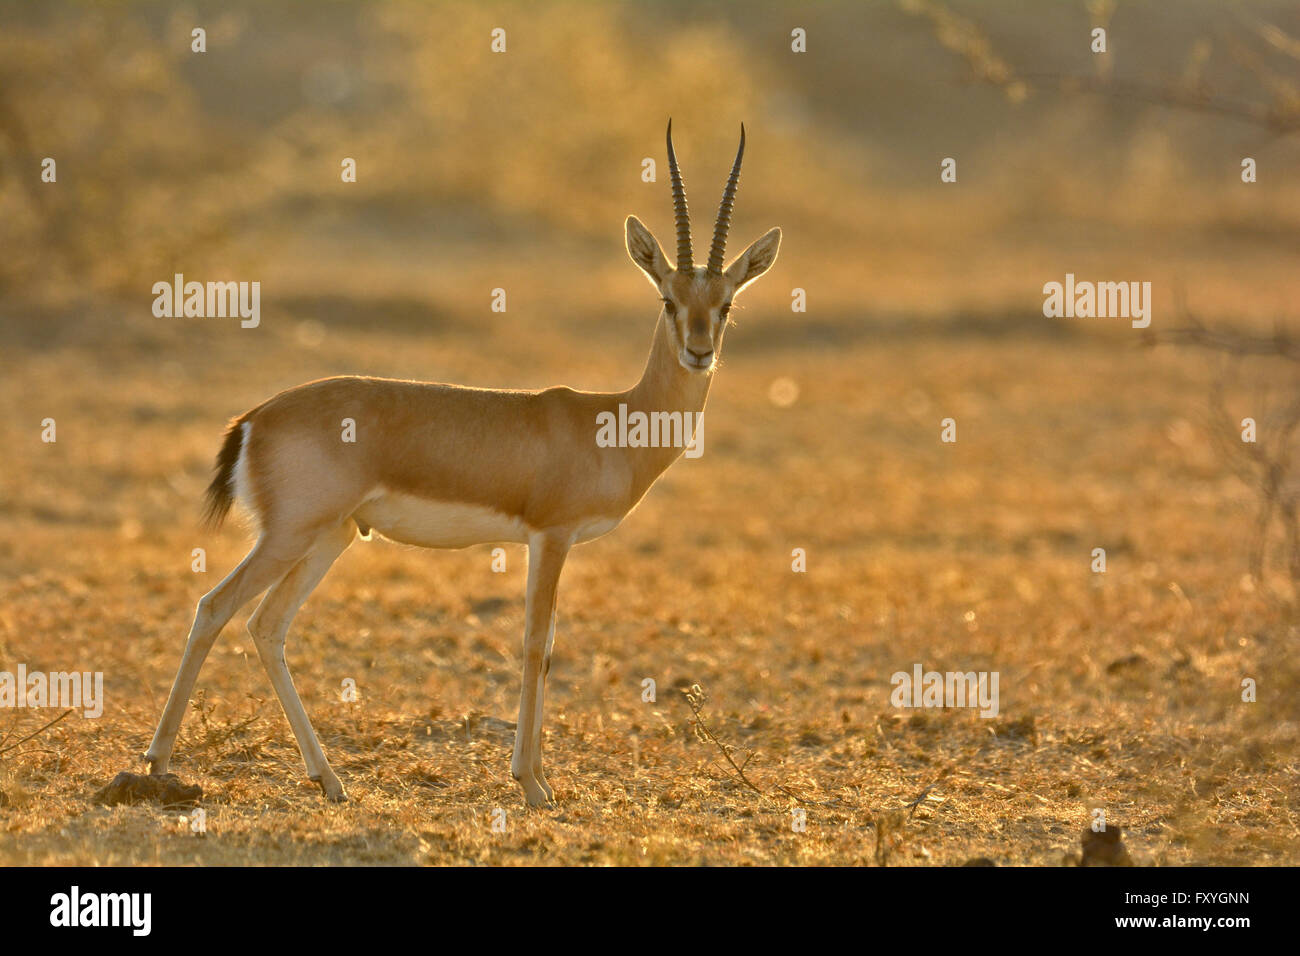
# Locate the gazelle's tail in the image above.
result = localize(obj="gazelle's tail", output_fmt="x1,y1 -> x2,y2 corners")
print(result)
201,416 -> 249,529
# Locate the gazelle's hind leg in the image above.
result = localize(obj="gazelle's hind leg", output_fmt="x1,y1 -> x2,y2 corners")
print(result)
245,521 -> 356,801
145,529 -> 319,775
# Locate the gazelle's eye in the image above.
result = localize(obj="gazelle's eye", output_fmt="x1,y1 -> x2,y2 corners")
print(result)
719,303 -> 732,319
662,298 -> 676,313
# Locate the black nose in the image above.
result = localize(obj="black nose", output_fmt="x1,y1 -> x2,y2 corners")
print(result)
687,347 -> 713,360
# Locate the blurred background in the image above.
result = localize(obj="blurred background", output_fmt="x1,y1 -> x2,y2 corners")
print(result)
1,1 -> 1298,864
4,0 -> 1299,323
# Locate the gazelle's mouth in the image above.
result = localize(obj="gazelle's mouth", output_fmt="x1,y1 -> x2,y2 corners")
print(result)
680,351 -> 714,373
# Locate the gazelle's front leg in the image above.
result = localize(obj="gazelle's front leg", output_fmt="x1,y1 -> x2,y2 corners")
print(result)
512,530 -> 570,807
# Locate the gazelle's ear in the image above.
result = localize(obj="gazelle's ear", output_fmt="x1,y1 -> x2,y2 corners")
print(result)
625,215 -> 671,288
724,227 -> 782,293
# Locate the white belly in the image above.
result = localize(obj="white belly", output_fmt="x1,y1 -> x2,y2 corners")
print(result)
354,490 -> 530,549
574,515 -> 621,543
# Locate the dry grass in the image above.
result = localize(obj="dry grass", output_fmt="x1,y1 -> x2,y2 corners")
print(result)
1,297 -> 1296,866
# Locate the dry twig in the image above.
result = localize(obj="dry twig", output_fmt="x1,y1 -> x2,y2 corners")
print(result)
0,709 -> 74,760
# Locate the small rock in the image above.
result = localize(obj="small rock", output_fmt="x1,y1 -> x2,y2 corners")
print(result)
996,714 -> 1038,745
1106,653 -> 1147,674
469,596 -> 510,618
92,772 -> 202,808
1080,826 -> 1134,866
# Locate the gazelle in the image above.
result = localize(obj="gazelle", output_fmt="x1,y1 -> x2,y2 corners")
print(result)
144,121 -> 781,807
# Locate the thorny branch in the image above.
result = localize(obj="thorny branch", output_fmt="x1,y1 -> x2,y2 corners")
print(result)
1151,294 -> 1300,583
904,0 -> 1300,583
901,0 -> 1300,138
1146,302 -> 1300,364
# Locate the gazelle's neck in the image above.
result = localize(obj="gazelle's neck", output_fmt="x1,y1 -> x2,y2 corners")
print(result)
615,311 -> 713,490
626,311 -> 713,416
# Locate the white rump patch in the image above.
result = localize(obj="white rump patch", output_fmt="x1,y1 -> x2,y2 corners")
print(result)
231,421 -> 255,514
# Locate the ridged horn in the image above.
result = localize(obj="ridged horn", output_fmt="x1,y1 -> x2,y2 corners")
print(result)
707,124 -> 745,275
666,119 -> 693,274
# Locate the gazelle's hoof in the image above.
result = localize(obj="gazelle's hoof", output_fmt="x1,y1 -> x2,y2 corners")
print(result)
142,751 -> 168,774
517,775 -> 556,809
311,773 -> 347,803
537,776 -> 555,804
